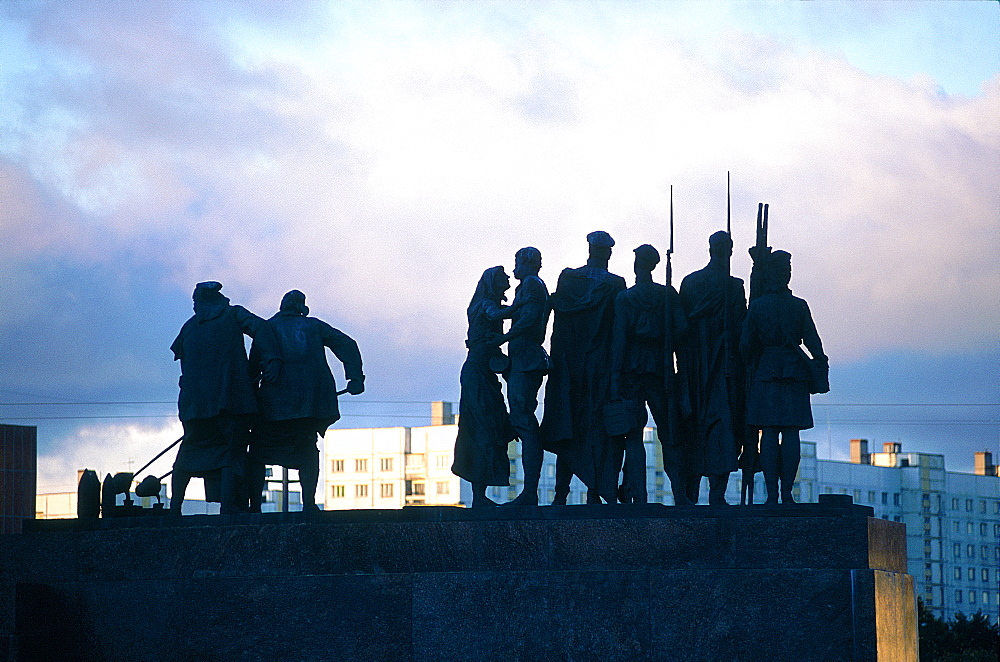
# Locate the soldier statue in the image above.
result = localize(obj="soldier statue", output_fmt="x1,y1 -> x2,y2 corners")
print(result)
541,231 -> 627,504
678,231 -> 747,505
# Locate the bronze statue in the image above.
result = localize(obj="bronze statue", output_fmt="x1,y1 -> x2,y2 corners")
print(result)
248,290 -> 364,512
452,266 -> 516,507
741,251 -> 825,504
610,245 -> 691,504
541,231 -> 627,504
497,248 -> 551,506
678,232 -> 747,505
169,282 -> 279,514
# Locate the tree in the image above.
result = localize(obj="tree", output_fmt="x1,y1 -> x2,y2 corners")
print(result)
918,599 -> 1000,662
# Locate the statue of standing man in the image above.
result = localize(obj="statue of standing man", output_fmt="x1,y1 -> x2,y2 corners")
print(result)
541,231 -> 626,504
678,231 -> 747,505
497,247 -> 551,506
170,281 -> 280,514
248,290 -> 364,512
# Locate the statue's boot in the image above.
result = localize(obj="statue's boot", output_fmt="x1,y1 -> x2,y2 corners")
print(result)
503,490 -> 538,507
708,474 -> 730,505
780,467 -> 797,504
586,488 -> 602,505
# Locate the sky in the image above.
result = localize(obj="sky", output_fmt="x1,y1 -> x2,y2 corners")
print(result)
0,0 -> 997,493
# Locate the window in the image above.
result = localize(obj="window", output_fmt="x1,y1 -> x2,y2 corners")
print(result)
967,544 -> 975,557
969,591 -> 977,604
980,500 -> 986,513
966,499 -> 973,512
355,458 -> 368,473
853,489 -> 861,501
380,457 -> 394,472
435,454 -> 450,469
952,497 -> 959,510
956,590 -> 963,603
882,492 -> 888,505
380,483 -> 394,498
331,459 -> 344,473
954,543 -> 961,559
968,522 -> 975,534
981,546 -> 989,560
969,567 -> 976,581
894,516 -> 902,523
331,485 -> 345,498
954,567 -> 962,580
355,484 -> 368,498
982,568 -> 990,582
405,480 -> 425,496
980,523 -> 987,537
953,521 -> 961,533
893,493 -> 901,506
868,490 -> 876,503
436,481 -> 450,495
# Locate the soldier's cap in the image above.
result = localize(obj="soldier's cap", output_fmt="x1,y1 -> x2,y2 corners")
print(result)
770,250 -> 791,265
587,230 -> 615,248
193,281 -> 224,301
633,244 -> 660,266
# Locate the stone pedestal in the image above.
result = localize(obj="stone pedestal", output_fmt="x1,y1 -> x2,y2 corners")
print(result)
1,501 -> 917,661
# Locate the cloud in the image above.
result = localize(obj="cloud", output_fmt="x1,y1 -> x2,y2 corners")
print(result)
36,420 -> 182,494
1,2 -> 997,473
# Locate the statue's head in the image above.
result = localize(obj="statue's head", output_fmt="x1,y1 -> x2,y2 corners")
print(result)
191,281 -> 229,318
193,281 -> 224,303
770,250 -> 792,287
708,231 -> 733,258
587,230 -> 615,261
633,244 -> 660,275
279,289 -> 309,316
514,247 -> 541,279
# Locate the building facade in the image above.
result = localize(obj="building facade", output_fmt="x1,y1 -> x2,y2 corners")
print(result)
1,424 -> 37,534
322,403 -> 999,624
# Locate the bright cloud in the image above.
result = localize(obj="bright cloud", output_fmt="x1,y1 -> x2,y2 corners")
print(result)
1,2 -> 997,471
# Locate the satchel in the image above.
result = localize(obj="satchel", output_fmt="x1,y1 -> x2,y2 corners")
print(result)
798,349 -> 829,394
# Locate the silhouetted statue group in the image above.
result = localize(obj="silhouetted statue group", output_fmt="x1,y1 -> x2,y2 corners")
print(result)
166,213 -> 825,513
170,283 -> 363,514
454,226 -> 826,507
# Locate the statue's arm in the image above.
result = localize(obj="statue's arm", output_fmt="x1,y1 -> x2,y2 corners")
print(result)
234,306 -> 281,380
320,321 -> 365,385
500,281 -> 546,344
800,300 -> 825,360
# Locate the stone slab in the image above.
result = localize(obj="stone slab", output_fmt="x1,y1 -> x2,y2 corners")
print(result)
1,503 -> 917,661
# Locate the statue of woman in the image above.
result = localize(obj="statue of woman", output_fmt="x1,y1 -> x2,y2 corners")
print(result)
451,266 -> 517,507
740,251 -> 826,504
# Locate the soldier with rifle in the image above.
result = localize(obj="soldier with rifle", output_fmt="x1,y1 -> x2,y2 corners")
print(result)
677,179 -> 748,505
609,187 -> 690,504
741,202 -> 770,505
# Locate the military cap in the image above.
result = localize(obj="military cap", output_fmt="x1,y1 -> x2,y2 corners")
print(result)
633,244 -> 660,266
587,230 -> 615,248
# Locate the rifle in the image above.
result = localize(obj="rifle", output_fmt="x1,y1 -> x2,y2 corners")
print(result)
664,184 -> 675,394
749,202 -> 771,302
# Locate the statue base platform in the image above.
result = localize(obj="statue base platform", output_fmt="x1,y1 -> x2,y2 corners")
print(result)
1,499 -> 916,661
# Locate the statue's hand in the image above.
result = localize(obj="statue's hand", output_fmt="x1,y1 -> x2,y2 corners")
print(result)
261,360 -> 281,383
346,379 -> 365,396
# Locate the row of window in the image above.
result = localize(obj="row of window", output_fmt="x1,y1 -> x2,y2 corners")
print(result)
955,590 -> 998,606
329,481 -> 452,499
951,497 -> 998,514
951,520 -> 1000,537
329,455 -> 453,474
952,543 -> 999,562
953,567 -> 994,583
